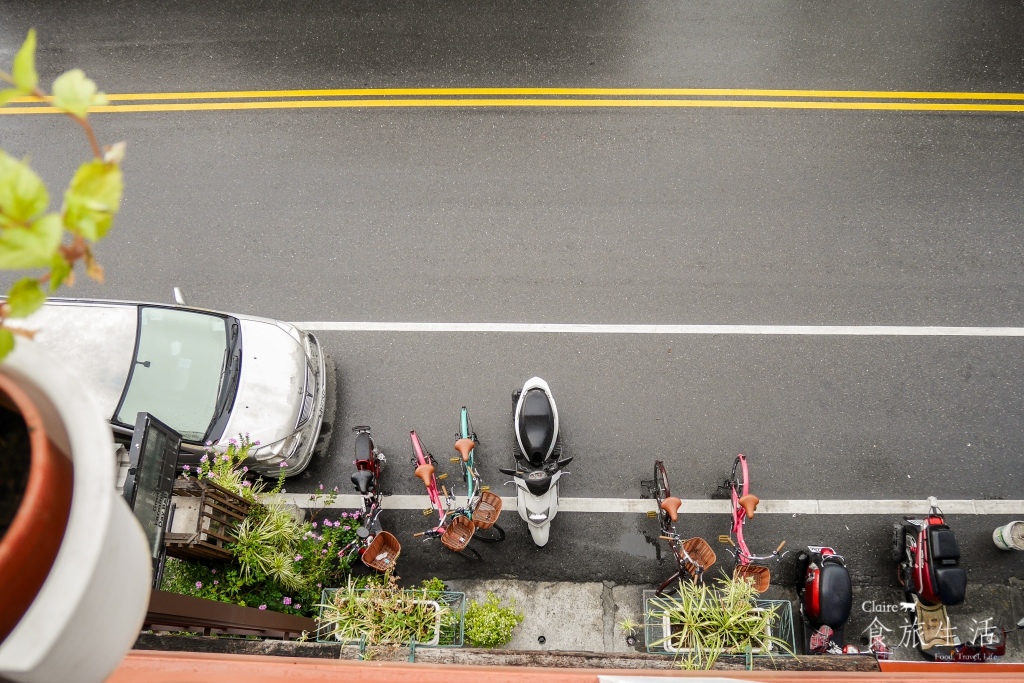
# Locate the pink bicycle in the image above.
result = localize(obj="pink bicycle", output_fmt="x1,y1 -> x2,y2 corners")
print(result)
719,453 -> 786,592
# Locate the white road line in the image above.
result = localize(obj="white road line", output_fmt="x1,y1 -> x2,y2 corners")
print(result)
291,322 -> 1024,336
278,494 -> 1024,515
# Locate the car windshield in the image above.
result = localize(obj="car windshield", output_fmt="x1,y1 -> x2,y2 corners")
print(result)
115,307 -> 229,441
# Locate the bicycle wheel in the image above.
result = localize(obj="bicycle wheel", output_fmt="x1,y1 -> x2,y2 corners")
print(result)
730,454 -> 748,497
472,524 -> 505,543
654,461 -> 671,532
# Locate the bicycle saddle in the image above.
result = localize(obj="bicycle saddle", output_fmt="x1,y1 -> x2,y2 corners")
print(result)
660,496 -> 683,522
414,463 -> 435,487
738,494 -> 760,519
454,438 -> 475,462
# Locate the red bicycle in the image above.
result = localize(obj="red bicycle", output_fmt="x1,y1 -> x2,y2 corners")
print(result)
719,453 -> 786,592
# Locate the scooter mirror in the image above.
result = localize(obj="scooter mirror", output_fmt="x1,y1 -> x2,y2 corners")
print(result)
556,456 -> 574,468
498,467 -> 517,476
1017,617 -> 1024,629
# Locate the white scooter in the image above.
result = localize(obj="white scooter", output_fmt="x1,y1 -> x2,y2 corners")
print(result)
499,377 -> 572,547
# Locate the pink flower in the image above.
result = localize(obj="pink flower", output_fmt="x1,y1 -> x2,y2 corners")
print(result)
200,455 -> 208,463
259,605 -> 267,611
211,569 -> 217,574
205,440 -> 213,447
283,597 -> 292,605
343,526 -> 351,531
182,465 -> 191,472
243,481 -> 251,487
333,486 -> 339,492
229,438 -> 237,446
279,461 -> 287,468
295,604 -> 301,610
321,549 -> 327,555
319,483 -> 324,491
222,454 -> 230,462
341,512 -> 349,519
213,580 -> 219,585
312,522 -> 317,528
255,440 -> 261,446
242,466 -> 248,473
295,554 -> 303,561
195,581 -> 202,589
317,583 -> 322,588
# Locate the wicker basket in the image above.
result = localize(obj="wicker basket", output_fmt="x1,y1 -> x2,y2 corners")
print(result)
441,516 -> 475,551
472,491 -> 503,529
733,564 -> 771,592
680,537 -> 716,574
361,531 -> 401,572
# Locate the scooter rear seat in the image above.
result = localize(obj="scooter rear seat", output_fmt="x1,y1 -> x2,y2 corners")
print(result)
355,432 -> 371,461
351,470 -> 374,494
818,561 -> 853,628
928,525 -> 967,605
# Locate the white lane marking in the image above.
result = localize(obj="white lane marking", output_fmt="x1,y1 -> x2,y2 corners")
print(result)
278,494 -> 1024,515
291,321 -> 1024,336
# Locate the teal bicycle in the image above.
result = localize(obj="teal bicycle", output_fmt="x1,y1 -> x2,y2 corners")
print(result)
411,407 -> 504,556
450,406 -> 504,542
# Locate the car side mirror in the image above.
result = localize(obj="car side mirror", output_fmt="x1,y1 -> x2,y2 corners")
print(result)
498,467 -> 517,476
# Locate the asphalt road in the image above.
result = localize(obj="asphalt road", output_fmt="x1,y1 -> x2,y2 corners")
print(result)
2,0 -> 1023,585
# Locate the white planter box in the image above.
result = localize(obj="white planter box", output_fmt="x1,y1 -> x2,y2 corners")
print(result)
332,598 -> 442,646
661,608 -> 774,655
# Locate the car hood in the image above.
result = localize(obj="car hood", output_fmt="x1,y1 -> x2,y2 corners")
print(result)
219,318 -> 305,447
14,301 -> 137,418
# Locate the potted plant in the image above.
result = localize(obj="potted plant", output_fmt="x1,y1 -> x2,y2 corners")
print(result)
316,574 -> 464,647
0,31 -> 150,683
647,576 -> 793,670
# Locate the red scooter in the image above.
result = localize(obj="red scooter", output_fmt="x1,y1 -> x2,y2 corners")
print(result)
796,545 -> 853,654
891,496 -> 967,657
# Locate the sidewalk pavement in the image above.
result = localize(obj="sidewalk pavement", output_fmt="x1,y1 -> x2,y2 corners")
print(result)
444,578 -> 1024,662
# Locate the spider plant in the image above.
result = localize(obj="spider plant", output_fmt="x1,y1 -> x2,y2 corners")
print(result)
648,575 -> 793,670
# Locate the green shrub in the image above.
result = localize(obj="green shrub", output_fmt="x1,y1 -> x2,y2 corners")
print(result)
464,592 -> 524,648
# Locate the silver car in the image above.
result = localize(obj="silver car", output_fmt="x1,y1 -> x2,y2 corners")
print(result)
19,296 -> 329,476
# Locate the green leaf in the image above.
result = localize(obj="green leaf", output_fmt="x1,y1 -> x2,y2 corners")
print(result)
0,328 -> 14,361
62,160 -> 122,241
0,213 -> 61,269
11,29 -> 37,93
49,253 -> 72,291
52,69 -> 105,118
0,151 -> 49,228
6,277 -> 45,317
0,88 -> 22,107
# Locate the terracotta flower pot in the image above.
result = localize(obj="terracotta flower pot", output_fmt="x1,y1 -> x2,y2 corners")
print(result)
0,371 -> 74,644
0,340 -> 151,683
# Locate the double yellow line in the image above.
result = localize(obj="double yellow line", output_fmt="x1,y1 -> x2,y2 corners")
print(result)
3,87 -> 1024,114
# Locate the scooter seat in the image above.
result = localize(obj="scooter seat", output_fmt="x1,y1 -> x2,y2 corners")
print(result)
933,566 -> 967,606
454,438 -> 475,462
817,562 -> 853,628
355,431 -> 372,462
928,526 -> 961,562
520,389 -> 554,463
351,469 -> 374,494
660,497 -> 682,522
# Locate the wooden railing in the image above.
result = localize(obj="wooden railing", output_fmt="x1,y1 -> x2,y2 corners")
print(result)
144,590 -> 315,640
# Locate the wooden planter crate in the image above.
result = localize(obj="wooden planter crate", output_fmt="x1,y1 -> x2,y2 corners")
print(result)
164,478 -> 250,561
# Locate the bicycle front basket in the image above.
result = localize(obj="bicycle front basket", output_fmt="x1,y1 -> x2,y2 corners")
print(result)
733,564 -> 770,593
441,516 -> 475,551
362,531 -> 401,572
472,491 -> 503,529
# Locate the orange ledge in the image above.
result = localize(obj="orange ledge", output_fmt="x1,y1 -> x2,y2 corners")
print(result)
110,651 -> 1024,683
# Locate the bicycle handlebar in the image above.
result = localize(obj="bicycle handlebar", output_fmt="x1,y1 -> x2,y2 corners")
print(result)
776,540 -> 786,553
659,535 -> 677,542
413,532 -> 426,537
